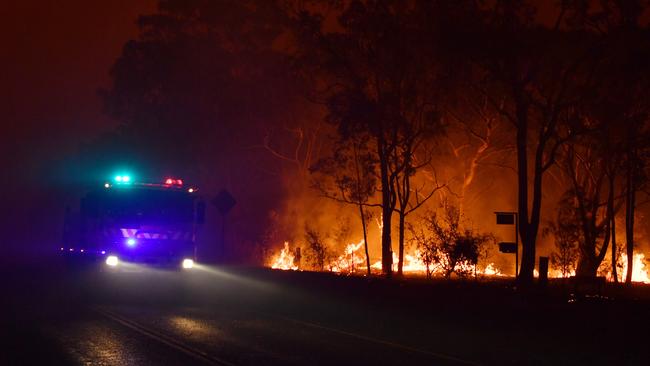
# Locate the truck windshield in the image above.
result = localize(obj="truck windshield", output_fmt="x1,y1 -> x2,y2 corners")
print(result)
96,188 -> 194,224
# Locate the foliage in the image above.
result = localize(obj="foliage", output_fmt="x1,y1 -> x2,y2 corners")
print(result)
311,137 -> 377,206
304,225 -> 331,271
543,199 -> 580,277
413,203 -> 493,279
406,222 -> 436,278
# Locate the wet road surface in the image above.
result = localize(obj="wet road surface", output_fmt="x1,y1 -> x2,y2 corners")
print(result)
3,262 -> 649,365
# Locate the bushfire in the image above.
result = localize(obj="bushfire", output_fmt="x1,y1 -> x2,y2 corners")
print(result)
269,241 -> 650,283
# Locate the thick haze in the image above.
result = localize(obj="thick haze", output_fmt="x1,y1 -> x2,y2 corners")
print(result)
0,0 -> 156,262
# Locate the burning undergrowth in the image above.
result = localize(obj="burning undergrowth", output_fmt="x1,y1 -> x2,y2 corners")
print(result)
270,240 -> 650,283
267,202 -> 650,283
269,203 -> 509,278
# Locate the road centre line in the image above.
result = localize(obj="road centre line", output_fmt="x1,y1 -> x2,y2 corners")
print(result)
92,306 -> 236,366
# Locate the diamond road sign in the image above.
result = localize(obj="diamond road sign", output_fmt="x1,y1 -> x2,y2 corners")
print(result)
212,189 -> 236,215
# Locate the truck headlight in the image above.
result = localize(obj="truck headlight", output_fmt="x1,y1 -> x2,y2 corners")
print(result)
106,255 -> 119,266
182,258 -> 194,269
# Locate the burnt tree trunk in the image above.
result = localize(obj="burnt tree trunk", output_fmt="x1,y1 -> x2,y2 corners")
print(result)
358,204 -> 371,276
378,136 -> 393,277
515,98 -> 536,284
397,212 -> 405,276
625,160 -> 636,284
609,174 -> 618,283
353,144 -> 371,276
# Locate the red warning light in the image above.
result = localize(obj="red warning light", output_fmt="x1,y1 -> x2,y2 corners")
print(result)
163,177 -> 183,187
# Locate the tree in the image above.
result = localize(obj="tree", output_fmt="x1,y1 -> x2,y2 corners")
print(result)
456,1 -> 596,283
560,141 -> 616,277
311,137 -> 377,274
543,201 -> 580,277
391,120 -> 445,276
295,0 -> 445,276
567,1 -> 650,282
406,222 -> 436,278
422,202 -> 492,279
304,225 -> 331,271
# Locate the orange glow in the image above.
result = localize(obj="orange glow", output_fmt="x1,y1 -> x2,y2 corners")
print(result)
611,253 -> 650,284
270,241 -> 298,270
329,240 -> 365,273
267,241 -> 649,283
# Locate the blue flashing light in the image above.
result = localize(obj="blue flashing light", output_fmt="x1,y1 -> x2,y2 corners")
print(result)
122,175 -> 131,183
115,175 -> 123,182
126,238 -> 137,247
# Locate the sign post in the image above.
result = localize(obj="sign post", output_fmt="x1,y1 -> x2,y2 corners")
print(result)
495,211 -> 518,279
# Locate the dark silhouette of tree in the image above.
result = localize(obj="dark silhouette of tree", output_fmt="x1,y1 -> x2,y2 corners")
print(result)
304,225 -> 331,271
560,140 -> 615,277
311,137 -> 377,274
406,222 -> 436,278
392,149 -> 445,276
568,0 -> 650,282
455,1 -> 598,283
544,195 -> 580,277
295,0 -> 445,276
418,202 -> 493,279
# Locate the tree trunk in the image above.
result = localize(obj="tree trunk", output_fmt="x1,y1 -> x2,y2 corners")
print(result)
625,163 -> 635,284
353,144 -> 371,276
378,136 -> 393,277
611,214 -> 617,283
397,212 -> 405,276
575,256 -> 600,277
609,175 -> 617,283
515,100 -> 536,284
359,204 -> 371,276
575,203 -> 611,278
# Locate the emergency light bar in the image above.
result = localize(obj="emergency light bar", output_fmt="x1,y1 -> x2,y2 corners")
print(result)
103,175 -> 193,191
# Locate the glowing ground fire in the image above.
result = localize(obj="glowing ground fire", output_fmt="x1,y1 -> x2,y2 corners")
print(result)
615,253 -> 650,283
269,241 -> 650,282
270,242 -> 298,270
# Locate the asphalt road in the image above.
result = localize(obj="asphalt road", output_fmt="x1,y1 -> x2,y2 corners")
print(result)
3,260 -> 649,365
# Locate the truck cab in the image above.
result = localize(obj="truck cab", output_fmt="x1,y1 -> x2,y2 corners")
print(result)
62,176 -> 205,270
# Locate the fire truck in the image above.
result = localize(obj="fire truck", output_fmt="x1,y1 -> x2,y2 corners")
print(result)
62,174 -> 205,270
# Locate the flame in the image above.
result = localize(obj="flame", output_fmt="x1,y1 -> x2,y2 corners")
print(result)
483,263 -> 503,276
330,240 -> 365,273
611,253 -> 650,284
548,268 -> 575,278
267,239 -> 649,283
370,252 -> 398,272
369,249 -> 501,277
270,241 -> 298,270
